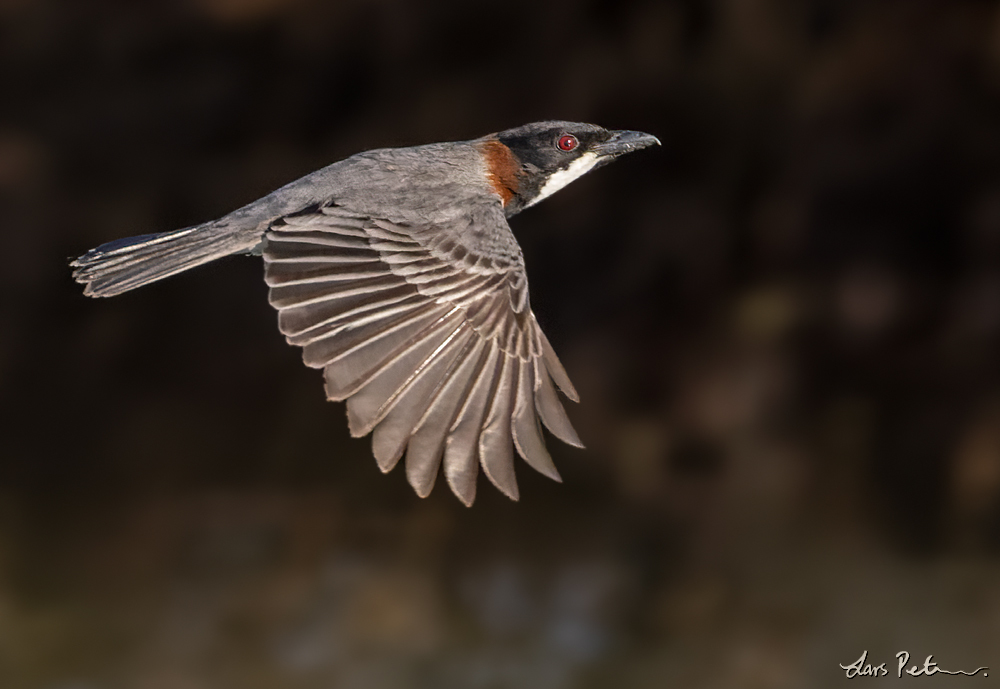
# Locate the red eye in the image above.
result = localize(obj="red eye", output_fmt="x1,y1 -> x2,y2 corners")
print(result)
557,134 -> 578,151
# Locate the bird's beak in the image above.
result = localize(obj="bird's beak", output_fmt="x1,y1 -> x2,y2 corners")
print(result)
593,130 -> 661,159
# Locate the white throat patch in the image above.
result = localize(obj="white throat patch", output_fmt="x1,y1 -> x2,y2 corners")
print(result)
526,152 -> 600,208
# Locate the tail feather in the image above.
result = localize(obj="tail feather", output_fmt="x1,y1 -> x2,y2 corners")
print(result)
71,224 -> 251,297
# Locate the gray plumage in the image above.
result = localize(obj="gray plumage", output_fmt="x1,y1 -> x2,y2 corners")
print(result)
71,121 -> 658,505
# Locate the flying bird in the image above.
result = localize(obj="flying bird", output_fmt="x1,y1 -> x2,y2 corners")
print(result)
71,121 -> 659,505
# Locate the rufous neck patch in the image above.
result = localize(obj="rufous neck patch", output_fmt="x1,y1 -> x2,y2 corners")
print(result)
480,139 -> 521,206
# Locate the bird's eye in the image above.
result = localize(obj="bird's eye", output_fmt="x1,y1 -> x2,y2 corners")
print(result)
557,134 -> 578,152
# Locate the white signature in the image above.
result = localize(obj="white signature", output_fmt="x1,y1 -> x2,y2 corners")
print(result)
840,650 -> 988,678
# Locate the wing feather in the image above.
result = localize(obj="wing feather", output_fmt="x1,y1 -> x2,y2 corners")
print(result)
537,324 -> 579,402
478,353 -> 519,501
443,341 -> 501,506
300,301 -> 444,368
277,285 -> 418,338
534,360 -> 584,449
370,326 -> 477,472
268,274 -> 402,309
325,305 -> 460,402
405,339 -> 490,498
265,230 -> 372,251
511,358 -> 561,482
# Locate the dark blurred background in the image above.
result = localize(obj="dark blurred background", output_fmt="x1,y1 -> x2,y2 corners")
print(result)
2,0 -> 1000,686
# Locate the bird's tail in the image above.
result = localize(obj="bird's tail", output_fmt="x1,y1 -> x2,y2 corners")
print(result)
71,223 -> 250,298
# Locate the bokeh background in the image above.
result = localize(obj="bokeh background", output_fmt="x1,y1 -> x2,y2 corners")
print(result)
2,0 -> 1000,686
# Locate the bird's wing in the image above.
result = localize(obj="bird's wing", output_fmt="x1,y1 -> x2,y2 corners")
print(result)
262,201 -> 582,505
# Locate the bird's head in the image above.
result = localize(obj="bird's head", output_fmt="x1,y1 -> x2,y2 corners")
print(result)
479,121 -> 660,215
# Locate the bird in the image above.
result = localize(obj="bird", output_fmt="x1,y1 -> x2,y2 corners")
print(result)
71,121 -> 660,505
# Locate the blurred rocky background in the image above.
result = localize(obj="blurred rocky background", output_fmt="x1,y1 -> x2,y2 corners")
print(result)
2,0 -> 1000,687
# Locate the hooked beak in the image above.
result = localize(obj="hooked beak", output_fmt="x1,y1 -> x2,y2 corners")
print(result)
593,130 -> 661,159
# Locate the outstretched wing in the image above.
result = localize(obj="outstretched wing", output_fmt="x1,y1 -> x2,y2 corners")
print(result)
263,201 -> 582,505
